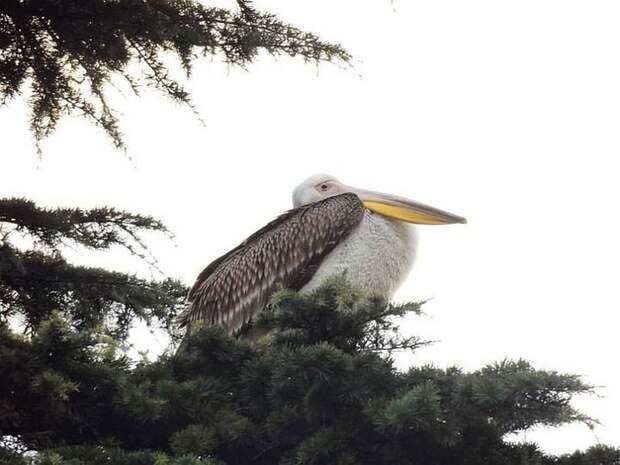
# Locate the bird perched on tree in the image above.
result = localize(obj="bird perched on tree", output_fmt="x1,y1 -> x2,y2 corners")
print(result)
179,174 -> 465,334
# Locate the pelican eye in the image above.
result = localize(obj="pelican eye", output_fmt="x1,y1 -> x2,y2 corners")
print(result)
320,184 -> 329,191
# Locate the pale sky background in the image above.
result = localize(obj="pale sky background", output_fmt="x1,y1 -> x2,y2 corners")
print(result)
2,0 -> 619,455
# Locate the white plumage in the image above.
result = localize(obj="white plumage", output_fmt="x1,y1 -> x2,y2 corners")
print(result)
301,211 -> 417,298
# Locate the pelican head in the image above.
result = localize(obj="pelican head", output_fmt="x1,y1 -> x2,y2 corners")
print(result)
292,174 -> 466,225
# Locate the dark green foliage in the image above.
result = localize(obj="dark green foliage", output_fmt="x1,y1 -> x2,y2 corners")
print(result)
2,274 -> 618,465
552,445 -> 620,465
0,197 -> 187,337
0,198 -> 168,255
0,0 -> 351,152
3,446 -> 220,465
0,313 -> 132,450
256,281 -> 428,353
1,201 -> 618,464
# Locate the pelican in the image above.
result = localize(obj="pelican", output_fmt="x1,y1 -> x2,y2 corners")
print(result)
179,174 -> 465,333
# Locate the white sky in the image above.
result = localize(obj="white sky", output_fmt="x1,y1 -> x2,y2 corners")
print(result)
2,0 -> 619,455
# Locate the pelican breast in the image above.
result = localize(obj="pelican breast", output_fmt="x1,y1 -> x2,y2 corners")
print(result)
301,211 -> 418,298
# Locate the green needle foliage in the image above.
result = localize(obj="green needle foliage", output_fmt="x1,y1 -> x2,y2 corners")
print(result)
0,0 -> 351,152
0,201 -> 618,464
0,198 -> 187,338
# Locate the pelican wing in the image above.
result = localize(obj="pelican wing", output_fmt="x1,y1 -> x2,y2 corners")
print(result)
179,193 -> 364,333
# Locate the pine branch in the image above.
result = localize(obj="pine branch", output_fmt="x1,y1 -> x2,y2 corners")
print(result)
0,198 -> 169,266
0,0 -> 352,152
0,243 -> 187,338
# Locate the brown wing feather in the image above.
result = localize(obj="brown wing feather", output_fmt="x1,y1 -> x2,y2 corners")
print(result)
179,193 -> 364,333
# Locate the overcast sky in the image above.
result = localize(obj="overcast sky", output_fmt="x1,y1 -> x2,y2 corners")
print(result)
2,0 -> 620,455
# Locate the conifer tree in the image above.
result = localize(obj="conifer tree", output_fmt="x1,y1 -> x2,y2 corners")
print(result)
0,197 -> 187,338
1,200 -> 619,465
0,0 -> 351,152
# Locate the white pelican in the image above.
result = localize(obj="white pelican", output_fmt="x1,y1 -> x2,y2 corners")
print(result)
179,174 -> 465,333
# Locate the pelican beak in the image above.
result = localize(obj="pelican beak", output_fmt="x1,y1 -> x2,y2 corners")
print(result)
350,187 -> 466,225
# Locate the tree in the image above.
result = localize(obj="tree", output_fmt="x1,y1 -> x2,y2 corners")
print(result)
0,197 -> 187,339
1,201 -> 619,465
0,0 -> 351,153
